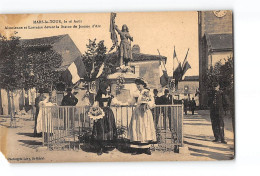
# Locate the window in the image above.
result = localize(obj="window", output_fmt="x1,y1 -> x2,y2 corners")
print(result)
130,65 -> 140,76
130,66 -> 135,74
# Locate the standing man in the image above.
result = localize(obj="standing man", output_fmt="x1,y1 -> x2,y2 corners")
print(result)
153,89 -> 160,127
183,99 -> 188,115
210,84 -> 227,144
61,88 -> 78,106
160,89 -> 173,105
190,97 -> 196,115
61,88 -> 78,130
153,89 -> 160,105
34,88 -> 45,136
160,89 -> 173,130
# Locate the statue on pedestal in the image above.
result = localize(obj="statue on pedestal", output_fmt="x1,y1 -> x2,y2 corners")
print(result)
114,24 -> 133,66
108,13 -> 138,105
110,12 -> 133,67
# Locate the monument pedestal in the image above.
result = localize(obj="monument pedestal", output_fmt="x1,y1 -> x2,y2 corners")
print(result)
107,66 -> 139,105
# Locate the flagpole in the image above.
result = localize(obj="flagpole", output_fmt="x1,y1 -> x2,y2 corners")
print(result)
157,49 -> 167,70
176,56 -> 180,65
182,48 -> 190,68
172,46 -> 175,93
173,46 -> 181,73
173,46 -> 175,73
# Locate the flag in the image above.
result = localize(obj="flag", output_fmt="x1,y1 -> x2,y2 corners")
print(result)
182,48 -> 189,68
172,46 -> 180,77
109,12 -> 118,52
173,63 -> 182,80
182,61 -> 191,76
159,60 -> 168,87
96,62 -> 105,78
173,47 -> 177,58
62,56 -> 87,85
173,63 -> 182,87
167,46 -> 178,77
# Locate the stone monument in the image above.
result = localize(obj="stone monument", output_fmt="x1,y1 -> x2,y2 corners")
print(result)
108,13 -> 138,105
107,66 -> 138,105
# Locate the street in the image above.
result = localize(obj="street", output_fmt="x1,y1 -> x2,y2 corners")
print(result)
0,110 -> 234,163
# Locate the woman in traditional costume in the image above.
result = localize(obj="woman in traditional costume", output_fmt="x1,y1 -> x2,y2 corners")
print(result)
36,94 -> 54,136
128,78 -> 157,155
91,83 -> 117,155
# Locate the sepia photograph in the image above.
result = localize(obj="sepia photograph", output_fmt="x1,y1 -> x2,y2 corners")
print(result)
0,11 -> 234,163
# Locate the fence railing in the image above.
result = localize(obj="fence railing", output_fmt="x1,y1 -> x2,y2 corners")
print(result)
41,104 -> 183,152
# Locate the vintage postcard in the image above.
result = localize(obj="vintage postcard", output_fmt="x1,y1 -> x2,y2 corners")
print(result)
0,11 -> 234,163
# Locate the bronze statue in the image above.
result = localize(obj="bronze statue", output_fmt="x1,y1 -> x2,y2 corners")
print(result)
114,24 -> 133,66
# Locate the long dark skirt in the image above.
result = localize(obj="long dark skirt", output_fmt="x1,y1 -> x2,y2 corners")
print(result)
92,107 -> 117,142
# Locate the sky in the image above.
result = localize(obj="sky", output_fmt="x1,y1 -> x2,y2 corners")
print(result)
0,12 -> 199,76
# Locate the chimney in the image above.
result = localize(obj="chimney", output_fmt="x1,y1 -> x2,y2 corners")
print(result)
132,45 -> 140,53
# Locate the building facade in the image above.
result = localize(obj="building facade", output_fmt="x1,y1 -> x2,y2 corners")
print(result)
129,45 -> 167,92
107,45 -> 167,92
173,76 -> 199,105
198,10 -> 233,108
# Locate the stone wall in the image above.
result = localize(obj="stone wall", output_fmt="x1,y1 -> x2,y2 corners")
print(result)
130,60 -> 162,91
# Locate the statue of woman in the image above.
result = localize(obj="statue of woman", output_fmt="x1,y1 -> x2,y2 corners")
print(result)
114,24 -> 133,66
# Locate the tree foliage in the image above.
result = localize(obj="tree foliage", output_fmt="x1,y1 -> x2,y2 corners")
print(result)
82,39 -> 119,82
0,34 -> 23,90
0,33 -> 62,91
203,56 -> 234,107
82,39 -> 106,81
19,47 -> 62,90
203,56 -> 234,92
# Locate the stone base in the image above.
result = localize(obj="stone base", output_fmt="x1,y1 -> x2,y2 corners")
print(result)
107,67 -> 139,105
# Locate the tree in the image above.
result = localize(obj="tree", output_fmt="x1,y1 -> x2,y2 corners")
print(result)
203,56 -> 234,108
19,47 -> 62,90
0,34 -> 23,90
0,33 -> 24,123
0,33 -> 63,91
0,33 -> 62,124
82,39 -> 106,81
82,39 -> 119,82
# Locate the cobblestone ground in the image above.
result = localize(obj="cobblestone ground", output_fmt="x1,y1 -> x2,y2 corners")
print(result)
0,110 -> 234,163
183,110 -> 234,161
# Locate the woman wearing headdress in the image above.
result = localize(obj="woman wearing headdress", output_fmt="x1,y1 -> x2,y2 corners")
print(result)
36,93 -> 54,136
114,24 -> 133,66
128,78 -> 157,155
34,88 -> 45,136
91,82 -> 117,155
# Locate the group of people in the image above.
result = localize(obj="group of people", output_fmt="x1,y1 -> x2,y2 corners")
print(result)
91,78 -> 157,155
33,78 -> 157,155
33,78 -> 228,156
33,88 -> 79,137
183,98 -> 196,115
152,89 -> 173,129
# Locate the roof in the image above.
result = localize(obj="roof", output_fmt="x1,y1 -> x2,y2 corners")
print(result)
107,52 -> 167,62
20,34 -> 82,70
20,34 -> 68,47
205,33 -> 233,52
132,53 -> 167,62
183,76 -> 199,81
